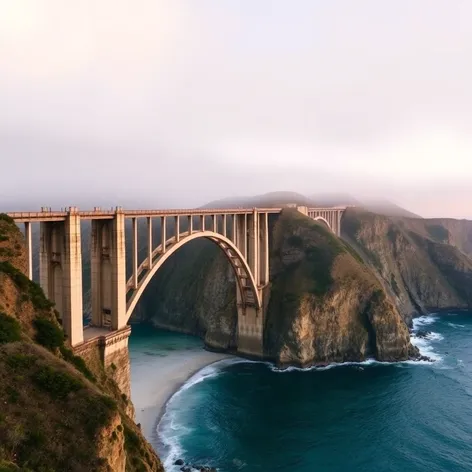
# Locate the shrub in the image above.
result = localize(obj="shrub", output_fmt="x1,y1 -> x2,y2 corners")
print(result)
33,317 -> 64,350
60,346 -> 95,382
0,213 -> 15,225
32,365 -> 83,399
0,262 -> 53,310
6,353 -> 36,370
123,424 -> 140,452
0,312 -> 22,344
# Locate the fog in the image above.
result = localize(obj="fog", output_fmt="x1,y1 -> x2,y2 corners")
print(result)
2,1 -> 472,218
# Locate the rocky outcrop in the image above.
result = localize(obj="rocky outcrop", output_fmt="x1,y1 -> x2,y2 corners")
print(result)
0,214 -> 163,472
264,210 -> 415,366
342,208 -> 472,324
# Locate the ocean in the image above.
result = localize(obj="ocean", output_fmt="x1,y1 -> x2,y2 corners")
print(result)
130,313 -> 472,472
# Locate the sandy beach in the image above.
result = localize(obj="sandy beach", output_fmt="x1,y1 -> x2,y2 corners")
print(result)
131,347 -> 230,441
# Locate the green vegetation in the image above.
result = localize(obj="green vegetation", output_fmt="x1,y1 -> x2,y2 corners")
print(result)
0,262 -> 54,311
32,365 -> 83,399
59,346 -> 95,382
0,214 -> 14,225
33,317 -> 64,350
0,313 -> 22,344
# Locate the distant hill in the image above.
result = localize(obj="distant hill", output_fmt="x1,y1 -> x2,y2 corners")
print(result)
205,191 -> 421,218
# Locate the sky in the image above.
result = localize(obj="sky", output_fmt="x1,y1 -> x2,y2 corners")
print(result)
1,0 -> 472,218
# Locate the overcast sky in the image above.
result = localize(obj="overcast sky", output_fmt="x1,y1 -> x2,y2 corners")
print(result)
1,1 -> 472,217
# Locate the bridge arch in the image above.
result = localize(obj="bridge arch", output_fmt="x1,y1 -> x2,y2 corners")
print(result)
313,216 -> 332,232
125,230 -> 261,322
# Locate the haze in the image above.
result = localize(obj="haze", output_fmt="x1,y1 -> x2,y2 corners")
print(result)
1,1 -> 472,218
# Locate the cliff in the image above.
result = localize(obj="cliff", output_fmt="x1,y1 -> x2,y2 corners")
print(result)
342,208 -> 472,324
264,210 -> 416,365
137,210 -> 417,365
0,214 -> 164,472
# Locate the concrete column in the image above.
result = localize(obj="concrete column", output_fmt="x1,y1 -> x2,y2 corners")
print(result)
90,220 -> 103,327
39,222 -> 51,298
236,214 -> 247,259
111,211 -> 127,330
188,215 -> 193,235
259,212 -> 269,285
24,222 -> 33,280
62,210 -> 84,346
161,216 -> 166,253
248,210 -> 259,286
232,214 -> 237,244
212,214 -> 217,233
147,217 -> 153,269
200,215 -> 205,232
175,216 -> 180,242
337,211 -> 342,237
222,214 -> 227,238
132,218 -> 138,289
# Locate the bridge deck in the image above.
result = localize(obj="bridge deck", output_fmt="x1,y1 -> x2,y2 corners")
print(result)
8,206 -> 347,222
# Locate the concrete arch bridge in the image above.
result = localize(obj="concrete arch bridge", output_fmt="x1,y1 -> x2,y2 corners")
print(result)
8,205 -> 345,397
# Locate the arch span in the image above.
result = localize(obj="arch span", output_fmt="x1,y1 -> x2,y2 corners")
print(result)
313,216 -> 332,232
125,230 -> 261,322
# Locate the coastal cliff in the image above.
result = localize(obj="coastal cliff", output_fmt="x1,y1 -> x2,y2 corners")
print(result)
138,209 -> 417,365
0,214 -> 164,472
342,208 -> 472,324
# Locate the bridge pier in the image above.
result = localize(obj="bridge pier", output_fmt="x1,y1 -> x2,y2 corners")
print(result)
39,208 -> 84,346
90,210 -> 127,331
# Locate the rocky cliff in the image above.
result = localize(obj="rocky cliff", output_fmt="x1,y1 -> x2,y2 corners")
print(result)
342,208 -> 472,324
0,214 -> 164,472
137,210 -> 417,365
264,210 -> 416,365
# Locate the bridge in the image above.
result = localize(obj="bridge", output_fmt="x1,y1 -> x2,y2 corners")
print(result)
8,205 -> 345,399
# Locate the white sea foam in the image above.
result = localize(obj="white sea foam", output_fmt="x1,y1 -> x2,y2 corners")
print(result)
448,322 -> 465,328
409,314 -> 444,362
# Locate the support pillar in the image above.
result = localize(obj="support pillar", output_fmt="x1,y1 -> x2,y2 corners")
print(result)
232,214 -> 237,244
248,210 -> 259,286
212,214 -> 217,233
24,222 -> 33,280
111,210 -> 127,330
175,216 -> 180,242
39,211 -> 83,346
132,218 -> 138,289
188,215 -> 193,235
236,214 -> 247,259
222,214 -> 227,238
259,212 -> 269,285
200,215 -> 205,232
62,210 -> 84,346
161,216 -> 166,253
147,217 -> 153,269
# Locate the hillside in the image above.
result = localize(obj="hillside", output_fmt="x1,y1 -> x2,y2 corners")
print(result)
0,214 -> 163,472
342,208 -> 472,323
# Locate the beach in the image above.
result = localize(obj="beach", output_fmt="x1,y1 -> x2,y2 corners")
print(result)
129,328 -> 230,441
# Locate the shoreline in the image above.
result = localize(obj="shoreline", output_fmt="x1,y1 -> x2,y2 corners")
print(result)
132,349 -> 231,441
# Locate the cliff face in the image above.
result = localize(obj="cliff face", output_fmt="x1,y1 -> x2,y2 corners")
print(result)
264,210 -> 414,365
342,208 -> 472,324
138,210 -> 416,365
0,214 -> 163,472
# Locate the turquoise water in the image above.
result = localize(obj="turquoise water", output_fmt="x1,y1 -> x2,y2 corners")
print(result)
130,314 -> 472,472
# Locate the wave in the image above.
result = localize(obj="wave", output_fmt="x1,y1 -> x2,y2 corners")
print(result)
448,322 -> 465,329
410,314 -> 443,362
